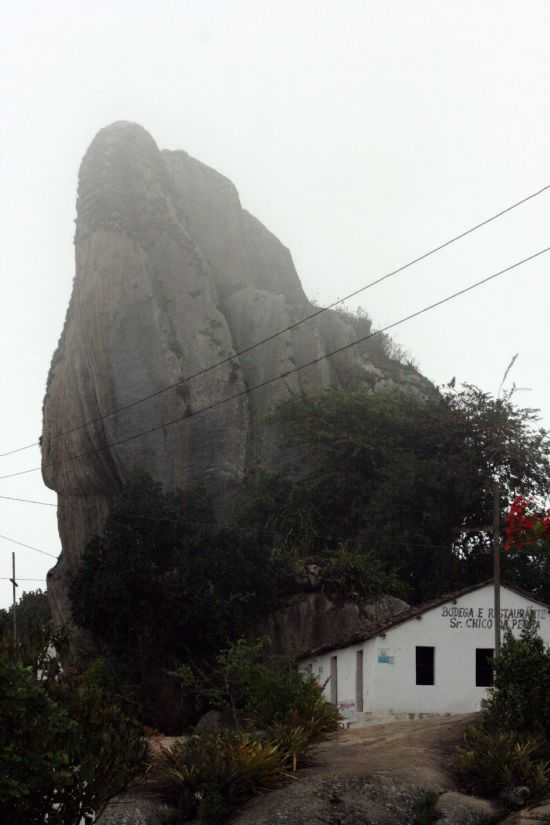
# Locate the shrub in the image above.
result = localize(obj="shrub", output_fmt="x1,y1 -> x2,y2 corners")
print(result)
319,543 -> 407,602
179,638 -> 340,745
268,722 -> 314,771
0,590 -> 52,669
241,655 -> 340,737
70,475 -> 291,711
169,640 -> 340,818
455,620 -> 550,804
455,727 -> 550,799
155,730 -> 287,822
0,655 -> 146,825
483,616 -> 550,739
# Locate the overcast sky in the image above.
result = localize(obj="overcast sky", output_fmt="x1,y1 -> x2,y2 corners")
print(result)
1,1 -> 549,609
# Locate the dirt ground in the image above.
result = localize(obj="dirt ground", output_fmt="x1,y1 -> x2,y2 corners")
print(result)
231,715 -> 482,825
104,715 -> 483,824
149,714 -> 475,788
308,714 -> 476,788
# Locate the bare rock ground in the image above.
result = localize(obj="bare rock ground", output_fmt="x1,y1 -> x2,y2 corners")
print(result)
102,715 -> 502,824
232,715 -> 499,825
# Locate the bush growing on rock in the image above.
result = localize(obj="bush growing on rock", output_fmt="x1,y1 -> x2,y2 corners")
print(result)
162,640 -> 340,821
0,655 -> 146,825
178,637 -> 340,742
70,475 -> 292,726
455,728 -> 550,799
156,731 -> 288,823
246,383 -> 550,603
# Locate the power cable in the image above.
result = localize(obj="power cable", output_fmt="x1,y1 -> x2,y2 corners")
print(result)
0,244 -> 548,483
2,182 -> 549,459
0,533 -> 58,559
0,510 -> 481,562
0,494 -> 57,507
0,578 -> 46,582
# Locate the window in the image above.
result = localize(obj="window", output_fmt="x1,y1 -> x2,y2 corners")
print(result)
476,648 -> 494,687
330,656 -> 338,704
416,646 -> 435,685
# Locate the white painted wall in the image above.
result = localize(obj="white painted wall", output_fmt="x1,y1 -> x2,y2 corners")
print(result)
300,584 -> 550,720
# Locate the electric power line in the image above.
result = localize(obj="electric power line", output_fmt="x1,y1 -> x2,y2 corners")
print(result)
0,244 -> 548,484
2,182 -> 549,460
0,509 -> 487,564
0,533 -> 58,559
0,578 -> 46,582
0,494 -> 57,507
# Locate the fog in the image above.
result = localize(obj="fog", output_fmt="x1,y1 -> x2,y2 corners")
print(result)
1,1 -> 549,608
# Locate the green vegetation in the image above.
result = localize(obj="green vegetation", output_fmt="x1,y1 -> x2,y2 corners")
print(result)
0,655 -> 146,825
455,728 -> 550,799
68,381 -> 550,733
483,615 -> 550,739
58,378 -> 550,818
412,791 -> 440,825
335,305 -> 417,369
242,382 -> 550,602
178,638 -> 340,750
156,639 -> 340,822
456,619 -> 550,803
70,476 -> 292,726
0,590 -> 53,671
156,731 -> 287,823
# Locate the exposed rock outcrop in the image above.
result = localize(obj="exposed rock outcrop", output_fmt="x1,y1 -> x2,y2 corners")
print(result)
42,121 -> 429,624
103,717 -> 497,825
263,592 -> 409,659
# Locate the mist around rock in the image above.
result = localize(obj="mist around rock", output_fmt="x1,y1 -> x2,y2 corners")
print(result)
41,122 -> 427,625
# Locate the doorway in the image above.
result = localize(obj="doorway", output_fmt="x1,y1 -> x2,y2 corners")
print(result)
356,649 -> 364,712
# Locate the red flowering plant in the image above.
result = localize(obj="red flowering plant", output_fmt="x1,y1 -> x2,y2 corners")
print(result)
504,496 -> 550,553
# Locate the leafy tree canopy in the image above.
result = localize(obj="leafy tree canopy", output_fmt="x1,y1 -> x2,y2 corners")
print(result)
70,476 -> 291,682
0,655 -> 145,825
0,589 -> 53,671
241,383 -> 550,602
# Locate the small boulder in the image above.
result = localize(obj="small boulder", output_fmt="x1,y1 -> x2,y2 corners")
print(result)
436,791 -> 500,825
499,786 -> 531,810
195,709 -> 223,732
195,707 -> 236,732
100,791 -> 170,825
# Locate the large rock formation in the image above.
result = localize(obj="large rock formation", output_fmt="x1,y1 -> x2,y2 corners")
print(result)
42,121 -> 428,624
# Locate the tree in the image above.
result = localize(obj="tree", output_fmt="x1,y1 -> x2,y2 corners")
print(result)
0,655 -> 145,825
0,590 -> 54,673
70,475 -> 291,722
243,383 -> 550,601
497,497 -> 550,601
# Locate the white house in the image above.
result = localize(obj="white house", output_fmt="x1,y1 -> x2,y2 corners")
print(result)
299,581 -> 550,722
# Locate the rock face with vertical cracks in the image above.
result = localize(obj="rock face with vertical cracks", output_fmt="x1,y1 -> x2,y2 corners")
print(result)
42,122 -> 429,625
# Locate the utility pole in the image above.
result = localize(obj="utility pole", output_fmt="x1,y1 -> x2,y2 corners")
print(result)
493,482 -> 501,656
492,354 -> 518,659
9,552 -> 18,654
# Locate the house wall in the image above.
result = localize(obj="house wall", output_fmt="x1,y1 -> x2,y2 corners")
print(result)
300,585 -> 550,720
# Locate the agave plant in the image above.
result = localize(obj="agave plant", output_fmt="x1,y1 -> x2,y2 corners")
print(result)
455,726 -> 550,800
267,723 -> 313,772
155,731 -> 287,822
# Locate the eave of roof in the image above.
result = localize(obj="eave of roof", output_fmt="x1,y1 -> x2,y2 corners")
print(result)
297,579 -> 550,661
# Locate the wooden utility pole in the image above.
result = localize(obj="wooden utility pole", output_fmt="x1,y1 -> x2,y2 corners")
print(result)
9,552 -> 17,653
492,354 -> 518,659
493,482 -> 501,656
